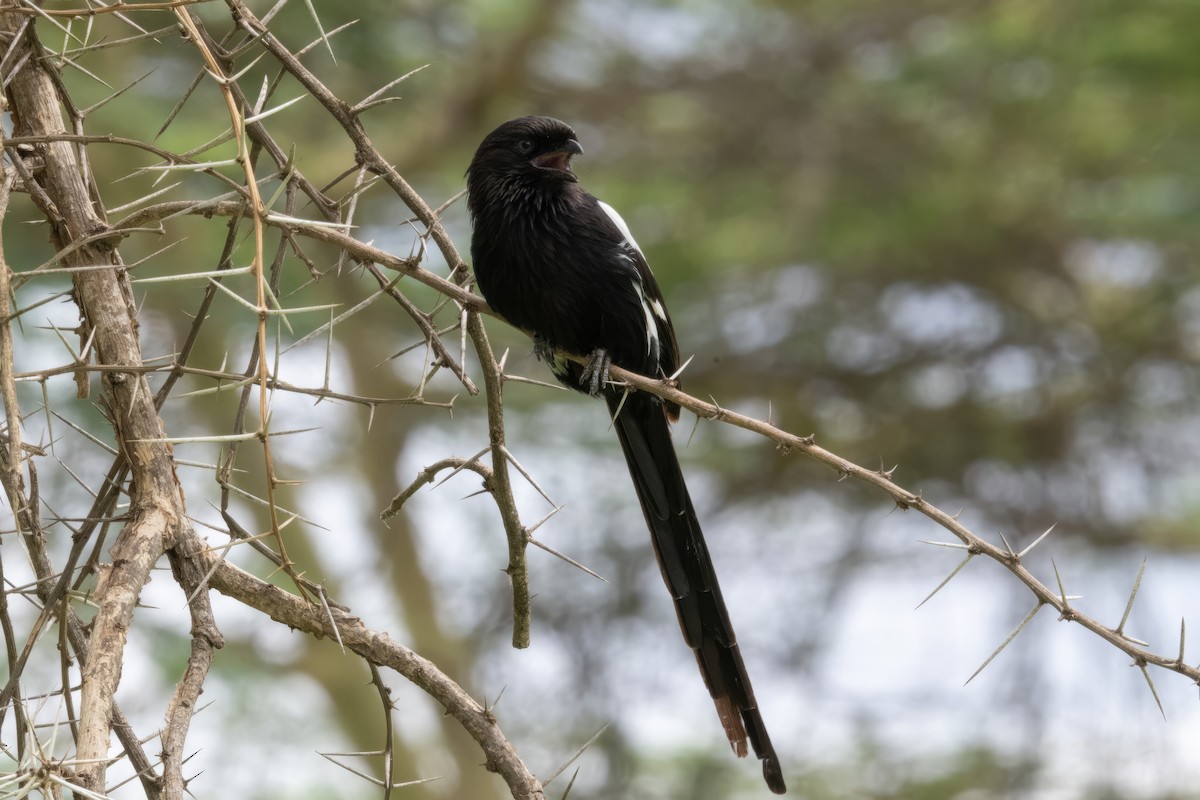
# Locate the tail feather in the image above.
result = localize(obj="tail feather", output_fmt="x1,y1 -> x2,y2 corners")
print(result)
606,392 -> 786,795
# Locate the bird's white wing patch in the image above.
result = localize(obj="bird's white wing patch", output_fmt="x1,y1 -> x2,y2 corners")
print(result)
632,280 -> 660,362
598,200 -> 644,257
599,200 -> 663,362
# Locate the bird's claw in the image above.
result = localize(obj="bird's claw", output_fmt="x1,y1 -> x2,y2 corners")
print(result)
580,348 -> 611,396
532,335 -> 555,364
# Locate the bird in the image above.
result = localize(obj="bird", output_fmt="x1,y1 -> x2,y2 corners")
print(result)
466,115 -> 785,795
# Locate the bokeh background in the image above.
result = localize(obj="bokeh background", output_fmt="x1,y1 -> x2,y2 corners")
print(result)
6,0 -> 1200,798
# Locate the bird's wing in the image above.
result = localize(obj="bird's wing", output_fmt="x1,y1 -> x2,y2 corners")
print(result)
595,200 -> 682,415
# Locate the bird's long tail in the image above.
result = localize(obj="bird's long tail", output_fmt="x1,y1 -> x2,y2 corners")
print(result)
605,391 -> 786,794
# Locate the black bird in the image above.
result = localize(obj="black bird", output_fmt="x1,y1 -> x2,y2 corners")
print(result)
467,115 -> 785,794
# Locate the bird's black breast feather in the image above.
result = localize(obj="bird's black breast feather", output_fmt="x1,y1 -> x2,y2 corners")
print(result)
471,186 -> 671,385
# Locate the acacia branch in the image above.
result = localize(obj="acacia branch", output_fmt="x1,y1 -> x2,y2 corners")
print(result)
174,7 -> 304,592
163,1 -> 539,649
0,11 -> 206,791
8,0 -> 213,17
206,559 -> 546,800
604,363 -> 1200,685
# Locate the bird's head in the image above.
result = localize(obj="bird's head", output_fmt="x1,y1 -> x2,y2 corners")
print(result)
466,116 -> 584,193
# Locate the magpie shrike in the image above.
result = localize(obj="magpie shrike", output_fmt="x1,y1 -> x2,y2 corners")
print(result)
466,116 -> 785,794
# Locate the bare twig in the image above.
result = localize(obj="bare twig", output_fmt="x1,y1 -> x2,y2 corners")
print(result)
208,558 -> 546,800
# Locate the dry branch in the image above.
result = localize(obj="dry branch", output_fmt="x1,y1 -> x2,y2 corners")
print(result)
207,559 -> 547,800
604,364 -> 1200,686
1,10 -> 198,792
0,4 -> 551,795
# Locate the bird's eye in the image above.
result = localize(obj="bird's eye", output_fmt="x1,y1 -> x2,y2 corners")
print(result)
517,139 -> 534,155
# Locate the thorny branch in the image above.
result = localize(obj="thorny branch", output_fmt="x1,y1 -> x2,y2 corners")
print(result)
601,364 -> 1200,688
0,9 -> 195,794
218,0 -> 538,647
206,558 -> 547,799
0,2 -> 544,797
0,2 -> 1194,799
173,6 -> 303,593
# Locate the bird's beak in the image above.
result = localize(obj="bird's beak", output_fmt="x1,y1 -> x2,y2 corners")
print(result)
532,139 -> 584,174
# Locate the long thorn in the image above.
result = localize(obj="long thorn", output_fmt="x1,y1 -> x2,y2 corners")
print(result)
1051,558 -> 1071,611
966,602 -> 1043,685
1116,558 -> 1147,636
1137,662 -> 1166,720
527,535 -> 606,583
1017,523 -> 1056,558
916,553 -> 974,609
543,724 -> 610,787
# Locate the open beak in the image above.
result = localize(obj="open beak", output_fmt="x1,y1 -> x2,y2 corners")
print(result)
532,139 -> 583,173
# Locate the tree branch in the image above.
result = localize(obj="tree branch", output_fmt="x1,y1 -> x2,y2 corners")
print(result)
206,559 -> 547,800
1,12 -> 205,791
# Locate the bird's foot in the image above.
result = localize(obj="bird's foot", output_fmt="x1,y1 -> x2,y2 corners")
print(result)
579,348 -> 611,396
